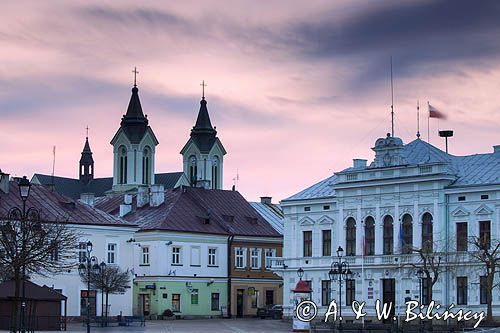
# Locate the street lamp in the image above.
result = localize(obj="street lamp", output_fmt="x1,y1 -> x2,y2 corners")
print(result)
330,246 -> 353,331
416,268 -> 424,333
297,268 -> 304,280
78,241 -> 104,333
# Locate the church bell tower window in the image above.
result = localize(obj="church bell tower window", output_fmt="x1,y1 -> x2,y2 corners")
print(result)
189,156 -> 197,186
119,147 -> 128,184
142,147 -> 150,184
212,157 -> 219,189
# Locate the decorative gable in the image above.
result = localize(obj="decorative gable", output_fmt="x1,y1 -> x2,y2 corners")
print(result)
299,216 -> 315,226
451,206 -> 470,218
318,215 -> 335,225
474,204 -> 493,216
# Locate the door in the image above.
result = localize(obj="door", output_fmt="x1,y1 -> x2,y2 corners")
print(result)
266,290 -> 274,305
236,289 -> 244,317
139,294 -> 150,316
382,279 -> 395,323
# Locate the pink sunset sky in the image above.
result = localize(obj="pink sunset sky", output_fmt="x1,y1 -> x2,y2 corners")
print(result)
1,1 -> 500,201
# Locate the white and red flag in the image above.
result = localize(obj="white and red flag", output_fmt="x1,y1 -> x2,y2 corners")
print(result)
428,104 -> 447,119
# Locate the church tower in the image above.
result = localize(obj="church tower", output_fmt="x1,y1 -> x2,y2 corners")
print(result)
79,136 -> 94,184
180,89 -> 226,189
110,78 -> 159,192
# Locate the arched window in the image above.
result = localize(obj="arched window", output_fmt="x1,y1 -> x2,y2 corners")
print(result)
119,146 -> 127,184
346,217 -> 356,256
422,213 -> 433,252
383,216 -> 394,255
212,156 -> 219,189
142,147 -> 150,184
189,156 -> 197,186
402,214 -> 413,254
364,216 -> 375,256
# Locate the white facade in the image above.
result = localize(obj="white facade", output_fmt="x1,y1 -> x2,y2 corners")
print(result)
275,136 -> 500,320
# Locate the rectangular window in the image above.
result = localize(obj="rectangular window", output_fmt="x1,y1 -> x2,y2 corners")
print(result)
456,223 -> 468,251
172,246 -> 181,265
304,206 -> 311,212
107,243 -> 116,264
323,205 -> 330,210
251,290 -> 259,308
346,279 -> 355,306
80,290 -> 96,316
50,241 -> 59,261
264,248 -> 277,269
479,221 -> 491,249
78,242 -> 87,263
321,280 -> 331,306
303,231 -> 312,257
172,294 -> 181,312
480,276 -> 488,304
481,194 -> 489,200
265,290 -> 274,305
456,277 -> 467,305
250,248 -> 260,269
208,248 -> 217,266
190,246 -> 200,266
235,248 -> 245,269
141,246 -> 149,265
191,289 -> 199,305
322,230 -> 331,256
458,196 -> 466,201
211,293 -> 220,311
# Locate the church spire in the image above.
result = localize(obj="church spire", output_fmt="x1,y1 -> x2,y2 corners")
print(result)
79,135 -> 94,184
190,96 -> 217,153
120,79 -> 149,144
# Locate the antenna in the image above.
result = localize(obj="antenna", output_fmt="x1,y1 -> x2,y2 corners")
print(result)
51,145 -> 56,189
390,56 -> 394,137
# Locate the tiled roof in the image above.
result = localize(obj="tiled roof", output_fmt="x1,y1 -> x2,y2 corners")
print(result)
0,181 -> 135,227
95,187 -> 281,237
250,202 -> 284,234
284,138 -> 500,201
33,172 -> 184,199
0,280 -> 67,301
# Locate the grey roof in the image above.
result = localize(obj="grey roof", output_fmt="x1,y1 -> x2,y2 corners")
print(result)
33,172 -> 184,199
284,138 -> 500,201
250,202 -> 284,234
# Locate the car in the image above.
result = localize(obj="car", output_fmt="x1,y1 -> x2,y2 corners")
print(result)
257,304 -> 283,319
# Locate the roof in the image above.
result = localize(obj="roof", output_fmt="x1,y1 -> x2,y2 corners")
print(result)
250,202 -> 284,234
0,280 -> 67,301
190,98 -> 218,153
119,86 -> 150,144
95,187 -> 282,237
32,172 -> 184,199
284,137 -> 500,201
0,181 -> 135,227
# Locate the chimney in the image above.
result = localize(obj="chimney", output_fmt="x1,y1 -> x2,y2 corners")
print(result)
353,159 -> 367,169
150,184 -> 165,207
80,193 -> 95,207
195,179 -> 211,190
119,194 -> 133,217
0,170 -> 9,194
137,185 -> 149,208
260,196 -> 272,205
494,145 -> 500,153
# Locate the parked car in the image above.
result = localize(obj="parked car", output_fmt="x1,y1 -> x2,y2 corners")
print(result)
257,304 -> 283,319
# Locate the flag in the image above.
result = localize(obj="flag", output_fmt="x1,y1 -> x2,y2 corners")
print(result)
428,104 -> 447,119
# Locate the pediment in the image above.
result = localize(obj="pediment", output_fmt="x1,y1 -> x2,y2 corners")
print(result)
474,204 -> 493,216
318,215 -> 335,225
451,206 -> 470,217
299,217 -> 315,226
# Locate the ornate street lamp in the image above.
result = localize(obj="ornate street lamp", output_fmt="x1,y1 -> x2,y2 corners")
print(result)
78,241 -> 104,333
330,246 -> 353,331
297,268 -> 304,280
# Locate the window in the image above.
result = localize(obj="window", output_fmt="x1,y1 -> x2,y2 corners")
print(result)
191,289 -> 199,305
211,157 -> 219,189
304,206 -> 311,212
346,218 -> 356,256
78,242 -> 87,263
481,194 -> 489,200
346,279 -> 355,305
235,248 -> 245,269
189,156 -> 197,186
80,290 -> 96,316
458,196 -> 466,201
383,216 -> 394,255
119,146 -> 127,184
251,290 -> 259,308
265,248 -> 277,269
172,294 -> 181,312
479,221 -> 491,249
142,147 -> 150,184
303,231 -> 312,257
456,277 -> 467,305
322,230 -> 331,256
211,293 -> 220,311
250,249 -> 261,269
421,213 -> 433,252
172,247 -> 181,265
49,241 -> 59,261
208,248 -> 217,266
322,280 -> 331,306
456,223 -> 468,251
480,276 -> 488,304
422,277 -> 431,305
141,246 -> 149,265
107,243 -> 117,264
323,205 -> 330,210
364,217 -> 375,256
265,290 -> 274,305
190,246 -> 200,266
402,214 -> 413,254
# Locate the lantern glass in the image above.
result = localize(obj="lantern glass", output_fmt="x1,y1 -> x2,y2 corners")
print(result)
337,246 -> 344,258
297,268 -> 304,280
18,176 -> 31,201
86,241 -> 93,253
78,263 -> 86,276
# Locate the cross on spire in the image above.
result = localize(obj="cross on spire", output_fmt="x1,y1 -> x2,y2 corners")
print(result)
85,125 -> 89,138
132,67 -> 139,87
200,80 -> 207,99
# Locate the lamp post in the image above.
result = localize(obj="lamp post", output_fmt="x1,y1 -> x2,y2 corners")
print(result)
417,268 -> 424,333
328,246 -> 353,332
78,241 -> 104,333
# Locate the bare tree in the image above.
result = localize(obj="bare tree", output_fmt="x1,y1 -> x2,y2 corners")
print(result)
0,211 -> 79,332
81,265 -> 131,321
468,236 -> 500,323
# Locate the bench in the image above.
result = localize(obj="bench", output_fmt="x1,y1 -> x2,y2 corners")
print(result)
122,316 -> 145,326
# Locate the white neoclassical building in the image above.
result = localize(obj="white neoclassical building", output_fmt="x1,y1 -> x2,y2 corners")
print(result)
274,134 -> 500,322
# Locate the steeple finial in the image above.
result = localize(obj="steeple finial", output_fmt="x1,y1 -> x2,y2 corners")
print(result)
200,80 -> 207,99
132,67 -> 139,87
85,125 -> 89,139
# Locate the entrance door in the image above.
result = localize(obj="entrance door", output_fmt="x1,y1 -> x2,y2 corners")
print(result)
236,289 -> 244,317
266,290 -> 274,305
382,279 -> 395,323
138,294 -> 150,316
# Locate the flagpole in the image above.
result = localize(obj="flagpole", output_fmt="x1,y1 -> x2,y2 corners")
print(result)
427,101 -> 430,143
417,100 -> 420,139
390,56 -> 394,137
